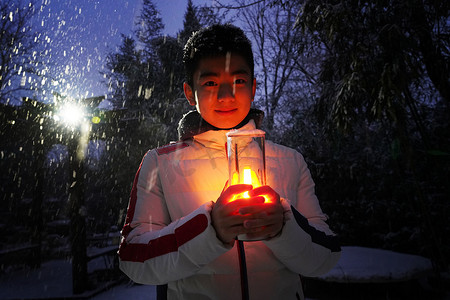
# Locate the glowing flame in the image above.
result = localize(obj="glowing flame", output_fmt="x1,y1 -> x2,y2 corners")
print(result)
242,168 -> 253,198
229,168 -> 270,203
243,168 -> 252,185
242,170 -> 250,198
234,167 -> 260,199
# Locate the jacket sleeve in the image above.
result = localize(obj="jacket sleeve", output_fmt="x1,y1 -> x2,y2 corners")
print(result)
263,151 -> 341,277
118,150 -> 231,285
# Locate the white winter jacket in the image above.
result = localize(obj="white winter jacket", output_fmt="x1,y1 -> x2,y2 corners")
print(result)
119,116 -> 340,300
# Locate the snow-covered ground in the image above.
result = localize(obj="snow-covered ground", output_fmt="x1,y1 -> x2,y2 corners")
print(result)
317,246 -> 433,283
91,282 -> 156,300
0,246 -> 447,300
0,258 -> 124,299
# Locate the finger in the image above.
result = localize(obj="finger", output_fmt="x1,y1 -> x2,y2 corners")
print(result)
243,219 -> 265,229
231,224 -> 250,235
234,196 -> 265,206
216,223 -> 248,245
249,185 -> 274,196
244,225 -> 265,233
220,196 -> 264,210
218,184 -> 253,205
243,214 -> 280,227
223,184 -> 253,196
244,223 -> 281,239
238,201 -> 283,216
249,186 -> 280,204
239,203 -> 269,215
222,199 -> 254,212
243,226 -> 271,239
242,210 -> 284,227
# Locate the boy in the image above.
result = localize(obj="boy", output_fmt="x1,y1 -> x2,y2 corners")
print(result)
118,24 -> 340,300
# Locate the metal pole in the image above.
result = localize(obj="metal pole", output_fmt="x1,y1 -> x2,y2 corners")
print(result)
68,130 -> 88,294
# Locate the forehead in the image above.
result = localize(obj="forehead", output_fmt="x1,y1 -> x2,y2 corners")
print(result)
194,53 -> 251,78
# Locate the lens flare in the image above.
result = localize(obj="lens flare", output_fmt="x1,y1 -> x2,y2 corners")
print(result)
54,103 -> 86,127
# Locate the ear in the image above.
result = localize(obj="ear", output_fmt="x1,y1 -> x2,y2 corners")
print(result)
251,78 -> 257,102
183,82 -> 196,106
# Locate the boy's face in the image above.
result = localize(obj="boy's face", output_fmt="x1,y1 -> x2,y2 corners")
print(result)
184,53 -> 256,129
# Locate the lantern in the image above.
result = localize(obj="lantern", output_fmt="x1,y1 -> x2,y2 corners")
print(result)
227,129 -> 267,241
227,129 -> 266,187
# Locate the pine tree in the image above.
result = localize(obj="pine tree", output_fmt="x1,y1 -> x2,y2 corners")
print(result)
0,0 -> 40,104
104,34 -> 146,111
178,0 -> 202,46
135,0 -> 164,58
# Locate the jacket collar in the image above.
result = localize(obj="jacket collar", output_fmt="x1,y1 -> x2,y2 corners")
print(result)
193,120 -> 257,150
177,108 -> 264,141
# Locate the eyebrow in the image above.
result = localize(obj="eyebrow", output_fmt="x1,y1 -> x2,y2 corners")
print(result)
198,69 -> 250,79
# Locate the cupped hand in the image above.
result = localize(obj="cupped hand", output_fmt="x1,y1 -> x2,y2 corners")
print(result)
238,186 -> 285,240
211,184 -> 264,246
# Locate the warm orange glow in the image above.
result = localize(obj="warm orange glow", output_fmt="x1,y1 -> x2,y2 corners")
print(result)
242,168 -> 252,198
228,168 -> 272,203
243,168 -> 252,184
231,167 -> 260,187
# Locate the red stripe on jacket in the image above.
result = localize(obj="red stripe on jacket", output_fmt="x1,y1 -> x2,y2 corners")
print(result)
119,214 -> 208,262
120,157 -> 144,238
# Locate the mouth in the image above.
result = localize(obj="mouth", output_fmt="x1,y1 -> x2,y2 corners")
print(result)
215,108 -> 237,115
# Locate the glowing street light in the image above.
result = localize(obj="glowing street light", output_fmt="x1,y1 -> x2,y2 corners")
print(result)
53,100 -> 90,294
54,103 -> 86,127
51,95 -> 120,294
54,102 -> 91,165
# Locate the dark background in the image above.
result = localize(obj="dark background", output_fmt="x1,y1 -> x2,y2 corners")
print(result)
1,0 -> 449,297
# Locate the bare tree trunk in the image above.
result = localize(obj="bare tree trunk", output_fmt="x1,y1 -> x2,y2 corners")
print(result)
236,0 -> 306,131
412,1 -> 450,102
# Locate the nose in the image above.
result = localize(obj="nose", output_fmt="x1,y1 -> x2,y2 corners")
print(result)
218,83 -> 235,102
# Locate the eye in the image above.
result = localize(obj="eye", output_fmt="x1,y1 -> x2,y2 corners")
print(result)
234,78 -> 247,85
204,81 -> 217,87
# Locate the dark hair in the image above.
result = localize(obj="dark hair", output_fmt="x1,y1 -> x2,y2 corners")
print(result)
183,24 -> 254,87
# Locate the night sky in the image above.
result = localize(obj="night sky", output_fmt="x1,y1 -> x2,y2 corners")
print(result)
34,0 -> 218,100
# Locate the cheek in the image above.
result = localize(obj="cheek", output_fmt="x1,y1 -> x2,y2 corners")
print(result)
194,94 -> 208,115
194,92 -> 202,110
195,90 -> 215,107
